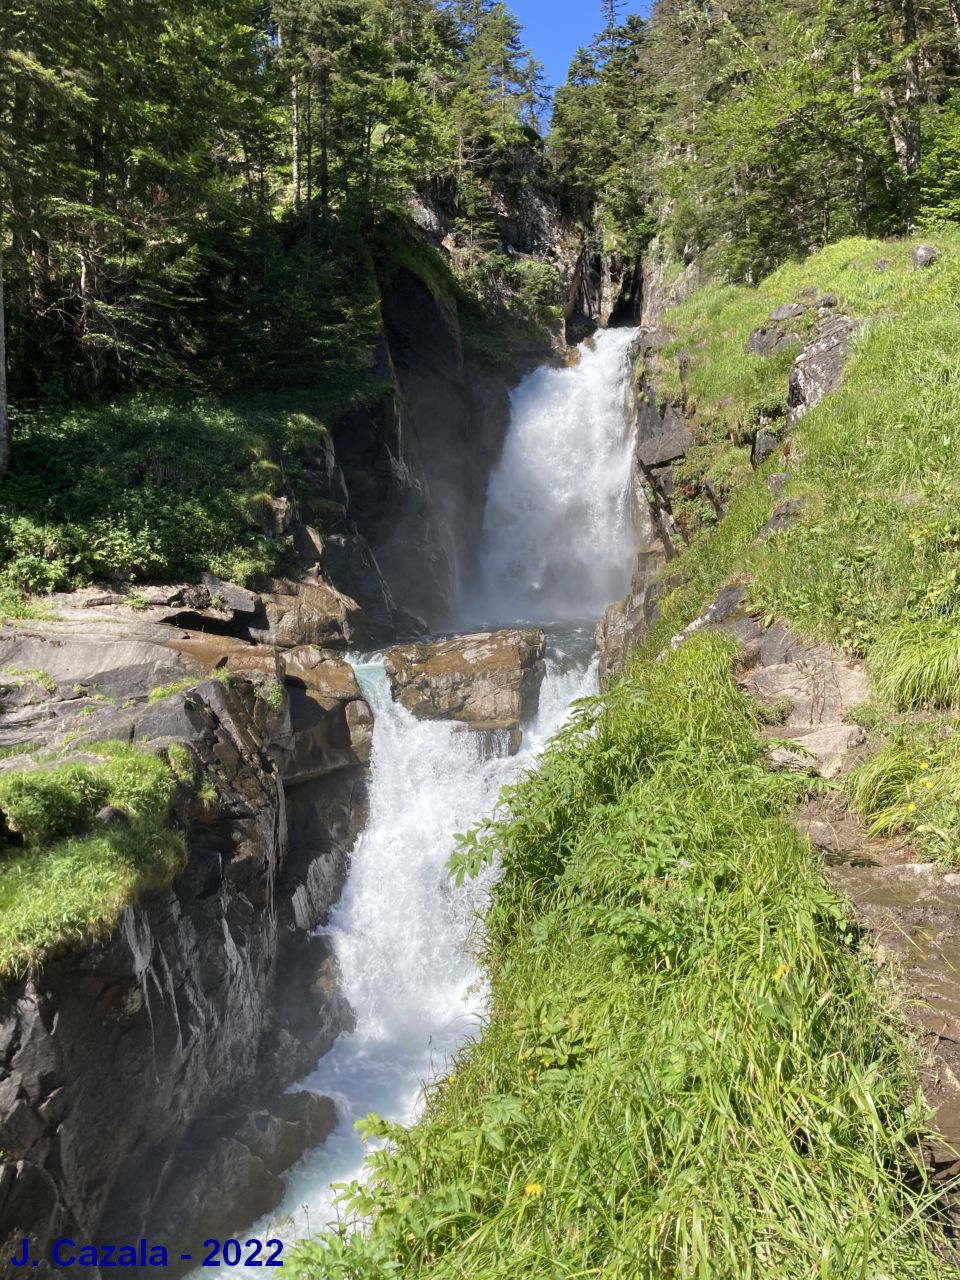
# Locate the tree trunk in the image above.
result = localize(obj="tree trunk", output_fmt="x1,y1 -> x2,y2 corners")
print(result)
0,249 -> 10,478
305,81 -> 313,242
950,0 -> 960,60
901,0 -> 921,175
852,55 -> 868,226
291,71 -> 301,212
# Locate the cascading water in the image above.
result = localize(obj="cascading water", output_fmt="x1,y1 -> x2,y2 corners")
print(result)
237,644 -> 597,1248
206,328 -> 639,1265
467,326 -> 639,626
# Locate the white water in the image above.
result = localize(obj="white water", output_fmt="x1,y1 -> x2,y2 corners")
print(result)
232,644 -> 597,1248
467,326 -> 639,626
202,328 -> 639,1265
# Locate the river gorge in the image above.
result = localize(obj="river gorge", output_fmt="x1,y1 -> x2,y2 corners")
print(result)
0,314 -> 648,1270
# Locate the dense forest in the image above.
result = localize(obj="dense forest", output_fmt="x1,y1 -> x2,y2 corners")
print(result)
4,0 -> 960,420
1,0 -> 960,600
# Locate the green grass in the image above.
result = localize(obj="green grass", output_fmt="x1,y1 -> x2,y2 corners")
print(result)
0,667 -> 57,696
291,633 -> 949,1279
640,231 -> 960,669
0,742 -> 185,979
846,719 -> 960,865
868,621 -> 960,710
147,678 -> 200,704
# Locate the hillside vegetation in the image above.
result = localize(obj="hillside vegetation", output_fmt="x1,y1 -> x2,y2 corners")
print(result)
288,237 -> 960,1275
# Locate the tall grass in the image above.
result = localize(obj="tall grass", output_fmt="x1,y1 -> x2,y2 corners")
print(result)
291,634 -> 949,1278
847,719 -> 960,864
869,621 -> 960,710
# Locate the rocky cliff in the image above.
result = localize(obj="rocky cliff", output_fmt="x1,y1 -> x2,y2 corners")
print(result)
595,246 -> 861,679
0,608 -> 371,1269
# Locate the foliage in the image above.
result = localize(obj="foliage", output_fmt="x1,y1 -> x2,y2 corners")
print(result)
289,633 -> 947,1277
0,742 -> 184,978
869,620 -> 960,710
0,395 -> 342,592
550,0 -> 960,279
0,0 -> 551,406
847,721 -> 960,866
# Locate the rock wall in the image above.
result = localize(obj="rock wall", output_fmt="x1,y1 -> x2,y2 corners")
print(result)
330,270 -> 526,630
596,262 -> 859,681
0,619 -> 371,1269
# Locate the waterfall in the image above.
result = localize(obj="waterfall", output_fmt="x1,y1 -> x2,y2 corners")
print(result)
467,327 -> 639,626
236,643 -> 598,1248
204,329 -> 639,1265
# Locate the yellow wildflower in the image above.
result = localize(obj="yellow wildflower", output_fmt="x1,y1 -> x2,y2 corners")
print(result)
527,1069 -> 537,1083
525,1183 -> 543,1197
924,780 -> 934,789
448,1074 -> 457,1085
774,963 -> 790,984
920,762 -> 931,771
539,1057 -> 549,1067
907,802 -> 917,813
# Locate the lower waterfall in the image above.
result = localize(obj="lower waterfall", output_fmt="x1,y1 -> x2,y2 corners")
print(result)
256,638 -> 598,1246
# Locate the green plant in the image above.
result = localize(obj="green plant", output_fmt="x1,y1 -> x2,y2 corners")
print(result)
0,743 -> 183,979
289,633 -> 949,1278
147,678 -> 198,704
0,765 -> 108,843
869,620 -> 960,710
257,678 -> 284,711
846,723 -> 960,864
1,667 -> 57,696
166,743 -> 196,785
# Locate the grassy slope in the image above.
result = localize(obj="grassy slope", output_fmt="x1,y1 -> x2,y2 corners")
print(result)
0,741 -> 187,979
288,230 -> 960,1277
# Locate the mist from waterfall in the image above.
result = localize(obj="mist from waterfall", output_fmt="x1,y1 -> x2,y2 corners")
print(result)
466,327 -> 639,626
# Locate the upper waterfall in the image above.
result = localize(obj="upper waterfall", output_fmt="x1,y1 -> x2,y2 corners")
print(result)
467,327 -> 639,626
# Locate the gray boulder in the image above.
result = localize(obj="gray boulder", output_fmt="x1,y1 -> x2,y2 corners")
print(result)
787,313 -> 858,425
769,303 -> 804,321
912,244 -> 941,270
752,430 -> 780,468
637,423 -> 694,469
321,533 -> 398,643
746,325 -> 800,356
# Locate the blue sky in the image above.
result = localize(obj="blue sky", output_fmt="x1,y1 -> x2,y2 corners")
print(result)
510,1 -> 652,96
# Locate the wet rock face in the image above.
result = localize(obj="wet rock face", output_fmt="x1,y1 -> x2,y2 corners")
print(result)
384,629 -> 546,739
281,648 -> 374,783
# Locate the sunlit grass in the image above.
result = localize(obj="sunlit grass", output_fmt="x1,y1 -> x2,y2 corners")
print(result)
0,742 -> 185,979
290,634 -> 950,1278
